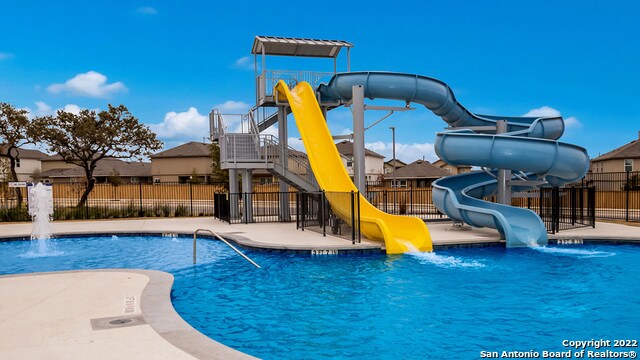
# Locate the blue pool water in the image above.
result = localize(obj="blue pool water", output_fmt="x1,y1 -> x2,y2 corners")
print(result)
1,235 -> 639,359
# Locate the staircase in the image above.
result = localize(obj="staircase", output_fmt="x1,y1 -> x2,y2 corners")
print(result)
262,135 -> 318,192
213,109 -> 318,192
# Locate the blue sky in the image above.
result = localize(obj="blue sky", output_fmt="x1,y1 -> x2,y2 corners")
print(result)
1,0 -> 639,162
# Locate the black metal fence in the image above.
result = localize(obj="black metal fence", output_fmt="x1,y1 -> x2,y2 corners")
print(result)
297,191 -> 362,244
213,190 -> 362,243
365,186 -> 447,220
536,187 -> 596,233
580,171 -> 640,222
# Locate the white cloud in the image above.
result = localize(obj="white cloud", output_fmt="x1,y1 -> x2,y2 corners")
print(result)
47,71 -> 127,98
150,101 -> 253,144
151,107 -> 208,141
22,101 -> 91,118
33,101 -> 52,117
233,56 -> 254,70
215,100 -> 251,114
135,6 -> 157,15
0,52 -> 13,60
523,106 -> 581,129
287,137 -> 305,151
563,116 -> 581,128
523,106 -> 561,118
61,104 -> 83,115
366,140 -> 438,163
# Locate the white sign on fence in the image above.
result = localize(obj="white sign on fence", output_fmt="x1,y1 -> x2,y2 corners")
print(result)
8,182 -> 27,188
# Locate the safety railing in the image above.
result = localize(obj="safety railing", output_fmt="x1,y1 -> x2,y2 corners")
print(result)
257,69 -> 334,103
296,191 -> 362,244
193,228 -> 260,268
262,135 -> 316,186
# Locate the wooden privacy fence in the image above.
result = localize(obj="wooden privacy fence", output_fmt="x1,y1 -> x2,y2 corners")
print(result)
0,171 -> 636,225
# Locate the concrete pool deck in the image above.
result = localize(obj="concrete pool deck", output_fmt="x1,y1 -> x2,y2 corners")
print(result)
1,218 -> 639,359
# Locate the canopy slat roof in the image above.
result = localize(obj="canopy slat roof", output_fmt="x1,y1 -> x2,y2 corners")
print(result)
251,36 -> 353,58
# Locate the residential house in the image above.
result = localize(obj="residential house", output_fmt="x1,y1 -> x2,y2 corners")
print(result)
0,145 -> 47,181
384,159 -> 407,175
334,140 -> 385,182
151,142 -> 213,183
590,132 -> 640,173
433,158 -> 473,175
384,159 -> 450,187
40,158 -> 151,183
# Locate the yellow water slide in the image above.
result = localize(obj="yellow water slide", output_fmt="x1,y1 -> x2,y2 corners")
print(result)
275,80 -> 432,253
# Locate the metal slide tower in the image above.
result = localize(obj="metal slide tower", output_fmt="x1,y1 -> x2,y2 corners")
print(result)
210,36 -> 353,222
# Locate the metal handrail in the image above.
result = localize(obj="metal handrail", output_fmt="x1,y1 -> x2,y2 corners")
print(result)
262,135 -> 316,185
193,228 -> 261,268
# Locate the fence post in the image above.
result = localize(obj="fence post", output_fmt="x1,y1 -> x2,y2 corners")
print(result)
301,192 -> 305,231
410,183 -> 413,214
384,190 -> 387,213
189,181 -> 194,217
85,183 -> 89,219
571,187 -> 577,225
321,191 -> 326,237
590,186 -> 596,228
295,192 -> 299,230
626,170 -> 630,222
138,181 -> 143,217
350,191 -> 356,244
553,187 -> 560,234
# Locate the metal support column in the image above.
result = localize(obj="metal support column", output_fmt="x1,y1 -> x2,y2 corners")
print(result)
496,120 -> 511,205
278,105 -> 290,221
352,85 -> 366,195
242,169 -> 253,223
229,169 -> 239,219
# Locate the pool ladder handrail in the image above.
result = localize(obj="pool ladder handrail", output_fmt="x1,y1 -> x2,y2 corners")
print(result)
193,229 -> 261,268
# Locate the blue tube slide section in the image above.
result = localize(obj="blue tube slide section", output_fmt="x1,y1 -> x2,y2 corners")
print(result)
318,72 -> 589,247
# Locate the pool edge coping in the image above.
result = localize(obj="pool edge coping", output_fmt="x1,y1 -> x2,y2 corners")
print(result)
0,269 -> 258,360
0,230 -> 387,254
3,230 -> 640,251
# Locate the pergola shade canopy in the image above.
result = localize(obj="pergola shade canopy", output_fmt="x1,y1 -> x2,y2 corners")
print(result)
252,36 -> 353,58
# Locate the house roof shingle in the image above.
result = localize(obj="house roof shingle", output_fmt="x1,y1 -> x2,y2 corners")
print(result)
0,145 -> 47,160
384,159 -> 407,167
151,142 -> 211,159
334,140 -> 384,159
40,158 -> 151,178
592,135 -> 640,162
383,159 -> 450,180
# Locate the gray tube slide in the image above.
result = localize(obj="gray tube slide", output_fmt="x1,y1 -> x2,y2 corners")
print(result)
318,71 -> 589,247
318,72 -> 565,140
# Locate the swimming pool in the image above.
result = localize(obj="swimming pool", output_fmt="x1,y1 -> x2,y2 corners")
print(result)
1,235 -> 639,359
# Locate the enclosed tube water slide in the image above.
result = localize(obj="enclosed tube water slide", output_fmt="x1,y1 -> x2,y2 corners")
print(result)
274,80 -> 432,254
317,72 -> 590,247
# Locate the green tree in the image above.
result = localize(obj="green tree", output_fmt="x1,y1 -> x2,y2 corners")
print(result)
0,102 -> 39,206
33,104 -> 163,207
209,142 -> 228,183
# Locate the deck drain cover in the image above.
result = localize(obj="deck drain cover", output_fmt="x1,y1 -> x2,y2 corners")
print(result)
91,315 -> 146,330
